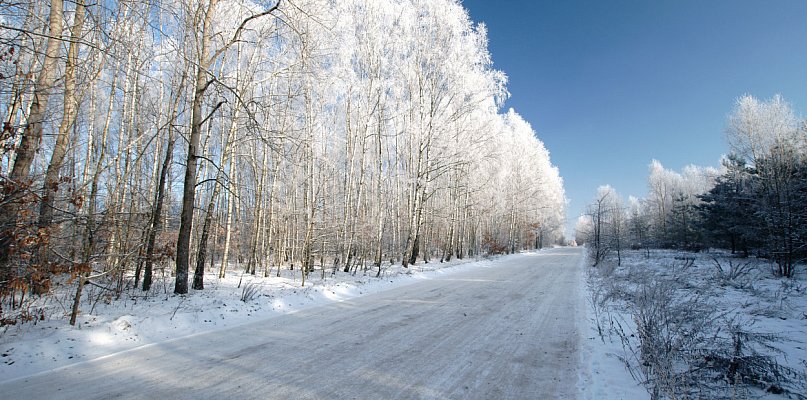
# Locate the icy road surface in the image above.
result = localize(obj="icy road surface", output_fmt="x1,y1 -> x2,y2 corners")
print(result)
1,247 -> 584,399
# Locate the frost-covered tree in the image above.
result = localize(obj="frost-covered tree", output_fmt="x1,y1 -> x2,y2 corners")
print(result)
585,95 -> 805,276
0,0 -> 569,323
584,186 -> 613,266
645,160 -> 718,248
581,185 -> 627,266
627,196 -> 651,256
646,159 -> 677,244
575,214 -> 594,247
726,95 -> 806,277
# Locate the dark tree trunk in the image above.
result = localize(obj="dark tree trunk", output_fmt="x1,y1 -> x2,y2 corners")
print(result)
39,0 -> 86,232
408,235 -> 420,266
0,0 -> 64,272
175,78 -> 205,294
193,178 -> 224,290
143,128 -> 177,291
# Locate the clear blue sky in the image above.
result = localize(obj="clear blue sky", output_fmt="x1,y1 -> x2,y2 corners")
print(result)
461,0 -> 807,238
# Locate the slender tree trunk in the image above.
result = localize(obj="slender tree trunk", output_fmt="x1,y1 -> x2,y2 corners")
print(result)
193,104 -> 240,289
248,147 -> 267,275
263,156 -> 281,276
0,0 -> 64,269
340,95 -> 355,272
176,0 -> 220,294
142,131 -> 175,291
218,147 -> 236,278
374,113 -> 384,276
345,123 -> 368,273
39,0 -> 87,231
301,140 -> 315,284
142,73 -> 185,291
70,64 -> 118,325
458,188 -> 469,259
1,0 -> 38,170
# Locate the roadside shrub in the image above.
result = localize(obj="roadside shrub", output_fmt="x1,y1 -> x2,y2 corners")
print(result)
591,250 -> 807,399
240,281 -> 260,303
712,258 -> 756,288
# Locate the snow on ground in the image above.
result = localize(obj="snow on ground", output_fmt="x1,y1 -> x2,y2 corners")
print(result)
1,248 -> 584,399
14,246 -> 775,398
0,255 -> 496,383
582,249 -> 807,400
578,249 -> 647,400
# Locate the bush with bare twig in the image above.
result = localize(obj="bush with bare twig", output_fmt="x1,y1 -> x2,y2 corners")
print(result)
590,251 -> 807,399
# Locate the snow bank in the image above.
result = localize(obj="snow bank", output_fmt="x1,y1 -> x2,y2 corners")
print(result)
582,249 -> 807,399
578,249 -> 647,399
1,256 -> 497,383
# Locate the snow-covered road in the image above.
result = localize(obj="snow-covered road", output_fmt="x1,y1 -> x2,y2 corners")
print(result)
1,247 -> 584,399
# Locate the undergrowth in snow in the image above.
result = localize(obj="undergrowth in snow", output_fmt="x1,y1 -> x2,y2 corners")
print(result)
585,249 -> 807,400
0,256 -> 492,383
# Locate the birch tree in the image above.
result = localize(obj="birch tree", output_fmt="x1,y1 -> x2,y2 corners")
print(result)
174,0 -> 281,294
1,0 -> 571,323
0,0 -> 64,272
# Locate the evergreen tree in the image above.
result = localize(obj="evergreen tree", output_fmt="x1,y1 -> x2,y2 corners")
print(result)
698,155 -> 759,255
752,144 -> 807,277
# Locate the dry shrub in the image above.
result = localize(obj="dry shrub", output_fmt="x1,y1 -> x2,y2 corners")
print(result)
481,233 -> 507,255
592,252 -> 807,399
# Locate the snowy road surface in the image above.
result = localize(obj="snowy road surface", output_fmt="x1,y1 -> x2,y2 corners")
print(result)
1,247 -> 584,399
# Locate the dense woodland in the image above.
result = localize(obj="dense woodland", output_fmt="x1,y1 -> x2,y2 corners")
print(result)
0,0 -> 566,324
578,94 -> 807,278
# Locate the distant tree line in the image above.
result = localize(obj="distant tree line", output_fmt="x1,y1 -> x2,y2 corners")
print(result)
577,95 -> 806,277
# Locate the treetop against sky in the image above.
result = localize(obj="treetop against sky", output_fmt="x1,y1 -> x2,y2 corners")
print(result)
461,0 -> 807,235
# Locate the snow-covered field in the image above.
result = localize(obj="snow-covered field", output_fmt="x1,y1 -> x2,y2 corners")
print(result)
583,249 -> 807,399
11,246 -> 784,399
0,256 -> 491,383
578,253 -> 647,399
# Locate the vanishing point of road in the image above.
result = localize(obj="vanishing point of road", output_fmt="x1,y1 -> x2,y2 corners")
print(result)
1,247 -> 584,399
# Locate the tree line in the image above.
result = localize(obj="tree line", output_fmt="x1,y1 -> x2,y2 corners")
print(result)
0,0 -> 566,324
578,94 -> 806,277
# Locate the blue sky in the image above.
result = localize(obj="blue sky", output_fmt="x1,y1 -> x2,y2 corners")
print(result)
461,0 -> 807,238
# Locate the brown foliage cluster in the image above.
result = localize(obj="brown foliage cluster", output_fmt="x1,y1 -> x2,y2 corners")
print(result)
481,233 -> 507,255
0,180 -> 84,325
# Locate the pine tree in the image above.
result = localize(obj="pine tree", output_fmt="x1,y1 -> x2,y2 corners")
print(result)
698,155 -> 759,255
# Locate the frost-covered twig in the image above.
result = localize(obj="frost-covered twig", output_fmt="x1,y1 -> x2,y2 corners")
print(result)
170,296 -> 187,321
240,281 -> 260,303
